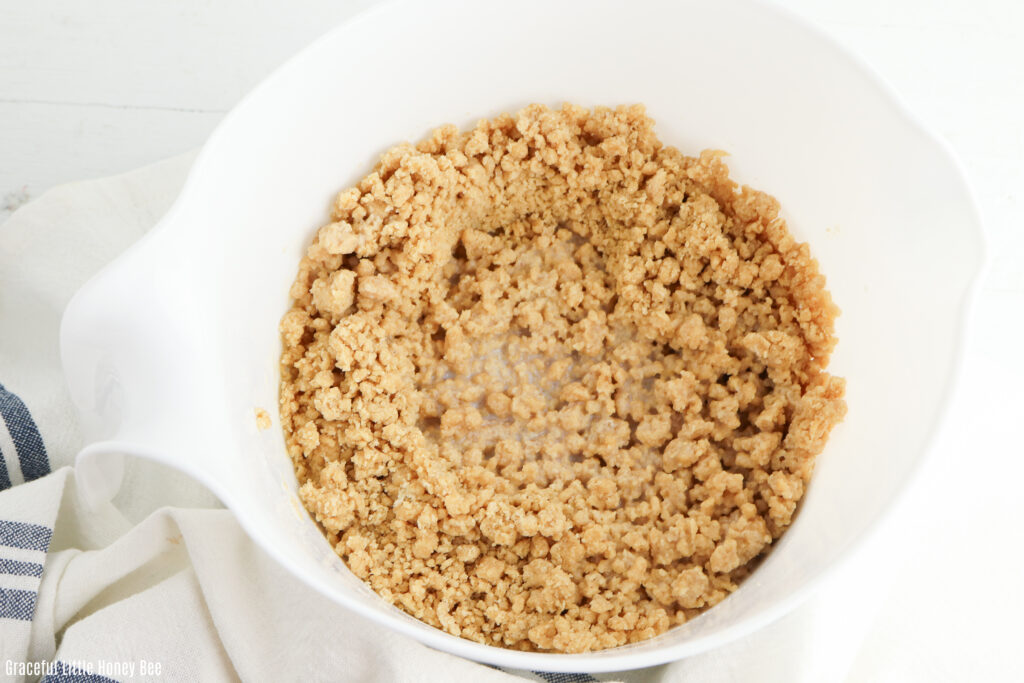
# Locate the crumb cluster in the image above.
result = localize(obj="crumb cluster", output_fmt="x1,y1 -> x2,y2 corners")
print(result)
279,104 -> 846,653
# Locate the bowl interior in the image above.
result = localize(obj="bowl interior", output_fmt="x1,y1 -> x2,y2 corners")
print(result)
142,0 -> 981,671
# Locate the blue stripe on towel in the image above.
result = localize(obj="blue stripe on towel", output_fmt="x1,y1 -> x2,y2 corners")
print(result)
0,558 -> 43,577
533,673 -> 599,683
0,587 -> 37,621
42,663 -> 120,683
0,382 -> 50,482
0,519 -> 53,552
0,444 -> 10,490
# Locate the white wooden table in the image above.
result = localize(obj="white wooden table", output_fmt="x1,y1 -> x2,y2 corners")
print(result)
2,1 -> 1022,680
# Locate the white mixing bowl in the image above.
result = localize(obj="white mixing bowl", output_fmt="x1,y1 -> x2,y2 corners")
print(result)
59,0 -> 984,672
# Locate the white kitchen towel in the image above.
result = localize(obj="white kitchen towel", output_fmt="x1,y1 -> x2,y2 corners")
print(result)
0,154 -> 919,683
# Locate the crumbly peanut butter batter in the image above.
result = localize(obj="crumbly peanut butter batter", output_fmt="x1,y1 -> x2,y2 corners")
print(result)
279,104 -> 846,653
